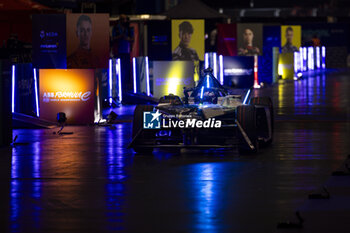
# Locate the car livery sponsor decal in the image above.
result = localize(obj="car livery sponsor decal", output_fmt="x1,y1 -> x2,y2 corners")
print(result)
143,110 -> 222,129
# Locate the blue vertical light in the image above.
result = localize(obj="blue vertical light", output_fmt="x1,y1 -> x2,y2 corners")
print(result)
33,68 -> 40,117
108,59 -> 113,105
308,47 -> 314,70
303,47 -> 307,71
311,48 -> 314,70
116,58 -> 122,102
219,55 -> 224,85
145,56 -> 150,96
206,75 -> 210,88
213,52 -> 217,78
316,47 -> 320,69
299,47 -> 302,70
12,65 -> 15,113
205,53 -> 209,69
299,48 -> 303,72
132,57 -> 137,94
321,46 -> 326,69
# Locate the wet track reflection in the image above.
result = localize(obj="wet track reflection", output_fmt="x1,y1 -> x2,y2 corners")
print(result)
2,70 -> 350,232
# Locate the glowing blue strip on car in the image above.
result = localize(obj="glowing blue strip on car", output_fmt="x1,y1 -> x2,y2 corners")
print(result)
243,89 -> 251,105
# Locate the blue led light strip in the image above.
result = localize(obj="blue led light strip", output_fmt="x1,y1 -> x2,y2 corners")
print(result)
213,52 -> 217,78
33,68 -> 40,117
12,65 -> 15,113
109,59 -> 113,105
219,55 -> 224,85
205,53 -> 209,69
322,46 -> 326,69
116,58 -> 122,102
299,48 -> 303,72
308,47 -> 314,70
303,47 -> 307,71
145,56 -> 150,96
316,47 -> 320,69
132,57 -> 137,94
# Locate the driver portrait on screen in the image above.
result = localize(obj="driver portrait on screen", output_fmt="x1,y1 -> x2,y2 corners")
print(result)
238,28 -> 261,56
172,21 -> 199,61
282,27 -> 299,53
67,15 -> 100,68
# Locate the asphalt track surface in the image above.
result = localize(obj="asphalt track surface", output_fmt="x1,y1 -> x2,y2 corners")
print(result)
0,69 -> 349,233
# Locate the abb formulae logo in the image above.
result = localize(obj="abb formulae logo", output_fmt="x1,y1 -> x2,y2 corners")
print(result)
43,91 -> 91,103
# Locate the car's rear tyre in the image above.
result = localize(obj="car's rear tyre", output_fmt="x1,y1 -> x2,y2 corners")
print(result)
249,96 -> 274,132
250,96 -> 274,146
132,105 -> 155,154
236,105 -> 258,154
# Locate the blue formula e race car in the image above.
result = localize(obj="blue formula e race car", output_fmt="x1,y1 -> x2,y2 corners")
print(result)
128,68 -> 274,155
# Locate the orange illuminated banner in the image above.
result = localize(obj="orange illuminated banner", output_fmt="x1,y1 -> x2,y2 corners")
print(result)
39,69 -> 95,124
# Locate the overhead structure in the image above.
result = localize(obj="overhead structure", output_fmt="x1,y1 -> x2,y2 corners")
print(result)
163,0 -> 227,19
0,0 -> 51,11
